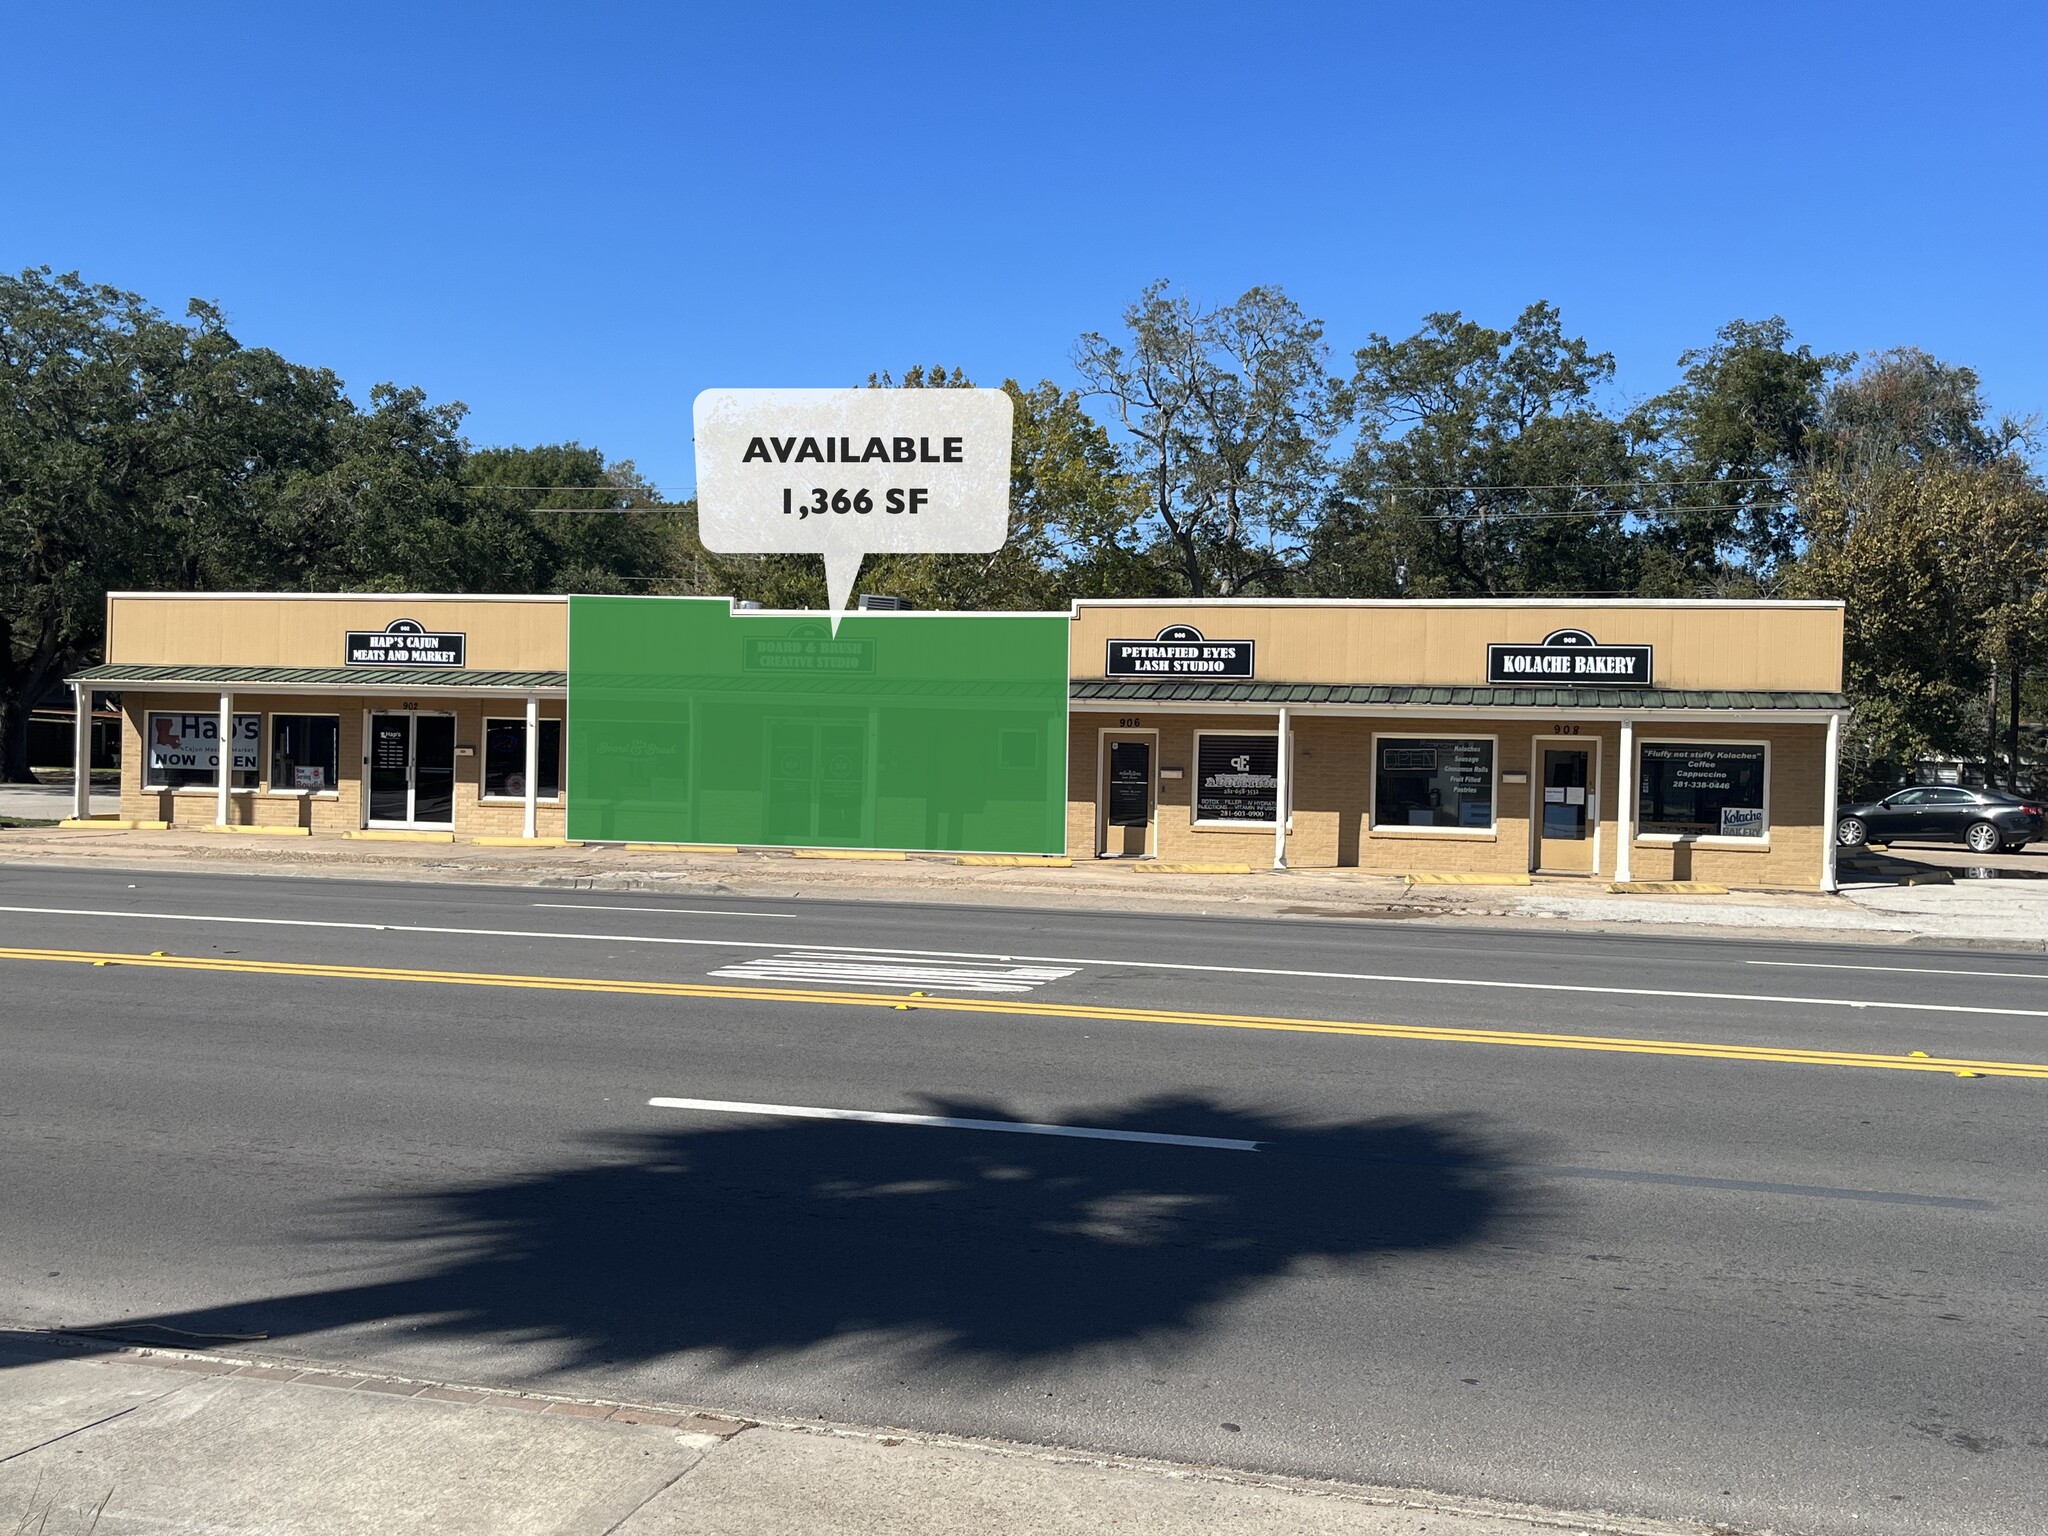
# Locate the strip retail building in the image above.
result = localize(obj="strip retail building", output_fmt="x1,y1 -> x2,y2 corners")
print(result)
71,593 -> 1850,889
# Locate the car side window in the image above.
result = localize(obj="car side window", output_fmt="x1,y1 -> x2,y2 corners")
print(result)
1926,788 -> 1976,804
1887,789 -> 1931,804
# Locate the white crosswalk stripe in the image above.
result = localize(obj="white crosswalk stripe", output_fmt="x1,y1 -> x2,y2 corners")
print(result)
710,950 -> 1078,994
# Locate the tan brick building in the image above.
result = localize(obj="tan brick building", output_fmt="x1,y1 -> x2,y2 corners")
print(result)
70,593 -> 1848,888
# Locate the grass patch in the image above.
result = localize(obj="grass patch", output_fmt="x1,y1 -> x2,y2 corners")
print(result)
0,816 -> 60,829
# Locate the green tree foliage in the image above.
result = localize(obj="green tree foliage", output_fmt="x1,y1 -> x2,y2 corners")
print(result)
1074,283 -> 1340,596
1309,303 -> 1641,597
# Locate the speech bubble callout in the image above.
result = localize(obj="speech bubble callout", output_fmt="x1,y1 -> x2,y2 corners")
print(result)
693,388 -> 1013,628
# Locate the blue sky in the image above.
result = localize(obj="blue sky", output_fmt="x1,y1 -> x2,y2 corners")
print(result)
6,2 -> 2043,490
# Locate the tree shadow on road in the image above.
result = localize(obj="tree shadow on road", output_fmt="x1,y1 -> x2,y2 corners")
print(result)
57,1095 -> 1533,1371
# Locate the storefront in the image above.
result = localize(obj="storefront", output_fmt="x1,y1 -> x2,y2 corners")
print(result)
72,592 -> 1847,888
1066,599 -> 1848,890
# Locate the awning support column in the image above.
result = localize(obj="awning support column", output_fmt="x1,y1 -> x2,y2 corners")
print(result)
523,692 -> 540,840
1273,707 -> 1291,871
1821,712 -> 1842,893
215,690 -> 233,826
1615,718 -> 1634,883
71,684 -> 92,821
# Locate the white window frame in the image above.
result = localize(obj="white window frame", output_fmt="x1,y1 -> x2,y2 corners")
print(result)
264,711 -> 343,798
144,709 -> 262,794
1634,736 -> 1772,849
1190,728 -> 1281,831
1369,731 -> 1500,838
479,714 -> 566,804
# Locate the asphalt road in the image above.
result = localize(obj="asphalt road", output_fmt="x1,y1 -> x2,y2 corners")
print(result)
2,863 -> 2044,1536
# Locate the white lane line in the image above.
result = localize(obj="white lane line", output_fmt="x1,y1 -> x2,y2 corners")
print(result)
6,904 -> 2047,1020
533,903 -> 799,919
1749,959 -> 2048,981
710,952 -> 1077,994
647,1097 -> 1259,1150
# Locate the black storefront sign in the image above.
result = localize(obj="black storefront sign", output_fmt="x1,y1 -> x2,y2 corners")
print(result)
1106,624 -> 1255,679
1487,628 -> 1651,686
346,619 -> 467,668
1196,734 -> 1279,823
1107,740 -> 1152,826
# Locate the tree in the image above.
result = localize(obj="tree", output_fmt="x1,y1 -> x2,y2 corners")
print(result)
0,268 -> 341,781
1074,283 -> 1340,597
1308,302 -> 1641,598
1631,318 -> 1850,588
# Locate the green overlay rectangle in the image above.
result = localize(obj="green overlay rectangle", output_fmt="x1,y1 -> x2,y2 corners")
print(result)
567,597 -> 1070,854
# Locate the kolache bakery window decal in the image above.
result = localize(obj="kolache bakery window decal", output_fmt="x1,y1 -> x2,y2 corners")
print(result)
344,618 -> 467,668
1105,624 -> 1255,679
1486,628 -> 1652,686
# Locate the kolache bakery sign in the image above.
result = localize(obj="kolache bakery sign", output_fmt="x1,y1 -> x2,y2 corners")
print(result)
1106,624 -> 1255,679
1487,628 -> 1652,686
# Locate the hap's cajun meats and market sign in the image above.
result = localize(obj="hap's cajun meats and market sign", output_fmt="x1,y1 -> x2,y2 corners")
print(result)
1487,628 -> 1652,686
1106,625 -> 1255,679
344,619 -> 467,668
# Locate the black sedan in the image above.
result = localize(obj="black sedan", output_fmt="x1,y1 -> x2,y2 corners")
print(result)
1836,786 -> 2044,853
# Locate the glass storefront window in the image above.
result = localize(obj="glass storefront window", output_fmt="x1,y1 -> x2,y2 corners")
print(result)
485,718 -> 563,799
1638,742 -> 1767,838
146,712 -> 259,790
1193,733 -> 1279,825
1373,736 -> 1495,830
270,715 -> 340,792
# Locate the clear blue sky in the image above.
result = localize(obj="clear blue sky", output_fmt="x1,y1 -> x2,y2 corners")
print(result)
6,2 -> 2043,490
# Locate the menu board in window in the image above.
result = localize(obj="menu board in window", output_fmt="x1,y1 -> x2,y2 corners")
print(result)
1638,743 -> 1766,837
1195,734 -> 1278,823
1373,737 -> 1495,830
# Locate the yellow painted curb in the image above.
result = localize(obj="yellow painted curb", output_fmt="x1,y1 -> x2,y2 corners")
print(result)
472,836 -> 570,848
58,819 -> 169,831
1405,872 -> 1532,886
793,848 -> 907,861
624,843 -> 740,854
1610,881 -> 1729,895
956,855 -> 1073,867
343,829 -> 456,843
1129,862 -> 1255,875
200,824 -> 311,836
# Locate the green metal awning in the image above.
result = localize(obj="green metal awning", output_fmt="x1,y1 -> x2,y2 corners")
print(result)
1069,679 -> 1847,711
68,664 -> 566,690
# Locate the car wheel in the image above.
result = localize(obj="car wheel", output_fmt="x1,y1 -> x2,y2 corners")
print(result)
1837,816 -> 1869,848
1965,820 -> 2002,854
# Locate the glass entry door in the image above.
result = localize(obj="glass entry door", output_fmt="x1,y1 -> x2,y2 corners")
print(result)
1536,744 -> 1594,873
366,711 -> 456,828
1098,734 -> 1155,857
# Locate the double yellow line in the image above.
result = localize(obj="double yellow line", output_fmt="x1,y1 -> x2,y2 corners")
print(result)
6,944 -> 2045,1080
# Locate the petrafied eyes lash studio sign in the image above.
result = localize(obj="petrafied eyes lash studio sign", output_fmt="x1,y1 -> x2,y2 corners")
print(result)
1106,624 -> 1255,679
345,619 -> 467,668
1487,628 -> 1651,686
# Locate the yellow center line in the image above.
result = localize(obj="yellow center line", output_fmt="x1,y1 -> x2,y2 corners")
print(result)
5,945 -> 2044,1080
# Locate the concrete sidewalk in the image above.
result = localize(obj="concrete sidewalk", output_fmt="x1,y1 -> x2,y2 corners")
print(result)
0,1333 -> 1718,1536
3,821 -> 2046,949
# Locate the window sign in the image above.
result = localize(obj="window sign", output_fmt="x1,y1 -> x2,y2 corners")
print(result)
1107,625 -> 1255,679
147,712 -> 260,790
1195,734 -> 1279,823
345,619 -> 466,667
1374,736 -> 1495,830
1487,628 -> 1651,686
1638,743 -> 1766,838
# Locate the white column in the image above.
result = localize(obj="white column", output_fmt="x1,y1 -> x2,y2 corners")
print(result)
1614,718 -> 1635,883
215,690 -> 233,826
522,692 -> 540,840
1821,712 -> 1842,893
1273,707 -> 1291,870
71,684 -> 92,821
